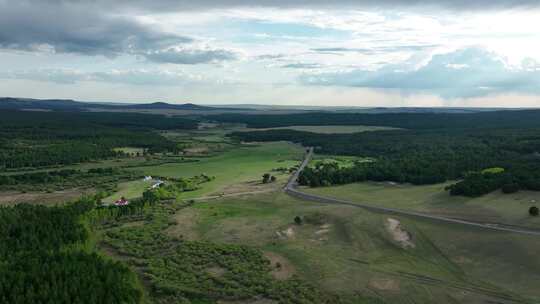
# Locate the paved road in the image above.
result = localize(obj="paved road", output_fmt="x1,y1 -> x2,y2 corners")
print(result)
285,147 -> 540,237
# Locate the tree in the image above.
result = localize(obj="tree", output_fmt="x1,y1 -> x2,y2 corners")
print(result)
270,175 -> 277,183
502,183 -> 519,194
530,206 -> 539,216
294,216 -> 303,225
262,173 -> 271,184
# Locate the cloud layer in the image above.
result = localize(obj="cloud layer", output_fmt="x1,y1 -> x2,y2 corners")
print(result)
0,1 -> 238,64
21,0 -> 540,11
301,48 -> 540,98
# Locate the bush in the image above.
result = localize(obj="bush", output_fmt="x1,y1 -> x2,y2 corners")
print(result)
530,206 -> 539,216
502,183 -> 520,194
294,216 -> 303,225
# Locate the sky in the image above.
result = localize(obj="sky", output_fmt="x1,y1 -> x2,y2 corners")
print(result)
1,0 -> 540,107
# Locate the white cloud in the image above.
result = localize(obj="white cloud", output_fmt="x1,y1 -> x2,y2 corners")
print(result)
301,48 -> 540,98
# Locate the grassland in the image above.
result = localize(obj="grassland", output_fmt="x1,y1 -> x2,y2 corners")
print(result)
102,179 -> 155,203
127,141 -> 303,199
304,182 -> 540,229
244,125 -> 399,134
162,191 -> 540,303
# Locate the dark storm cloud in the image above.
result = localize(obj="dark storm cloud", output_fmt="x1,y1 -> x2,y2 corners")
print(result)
0,1 -> 238,64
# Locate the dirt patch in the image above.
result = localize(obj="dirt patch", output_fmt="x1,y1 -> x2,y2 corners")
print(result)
206,266 -> 226,278
315,229 -> 330,235
183,147 -> 209,155
216,179 -> 282,196
164,208 -> 200,240
264,251 -> 295,281
385,218 -> 415,248
275,226 -> 295,239
368,277 -> 400,291
0,189 -> 92,206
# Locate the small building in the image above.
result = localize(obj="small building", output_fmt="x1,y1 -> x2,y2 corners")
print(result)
151,180 -> 164,189
114,197 -> 129,206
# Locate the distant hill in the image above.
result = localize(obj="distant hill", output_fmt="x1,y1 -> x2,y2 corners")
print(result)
121,102 -> 212,111
0,97 -> 239,112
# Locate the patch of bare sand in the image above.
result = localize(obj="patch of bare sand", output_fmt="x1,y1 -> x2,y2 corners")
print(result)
164,208 -> 200,240
0,189 -> 93,206
263,252 -> 295,281
275,226 -> 295,239
368,277 -> 400,291
385,218 -> 415,248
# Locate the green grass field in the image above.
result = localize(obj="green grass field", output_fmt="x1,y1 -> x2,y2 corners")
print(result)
304,181 -> 540,229
102,179 -> 155,203
165,191 -> 540,303
244,125 -> 399,134
127,141 -> 304,199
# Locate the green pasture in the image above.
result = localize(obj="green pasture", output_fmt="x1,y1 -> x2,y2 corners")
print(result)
127,141 -> 304,198
102,179 -> 154,203
305,181 -> 540,229
167,191 -> 540,303
245,125 -> 399,134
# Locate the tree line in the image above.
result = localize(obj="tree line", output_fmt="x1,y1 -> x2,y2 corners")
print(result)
212,109 -> 540,130
0,110 -> 198,170
0,199 -> 142,304
230,125 -> 540,197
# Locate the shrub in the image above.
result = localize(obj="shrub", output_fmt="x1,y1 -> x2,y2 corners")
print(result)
294,216 -> 303,225
502,183 -> 519,194
530,206 -> 539,216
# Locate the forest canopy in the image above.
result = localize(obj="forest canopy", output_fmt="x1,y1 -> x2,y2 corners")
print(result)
229,112 -> 540,197
0,110 -> 198,169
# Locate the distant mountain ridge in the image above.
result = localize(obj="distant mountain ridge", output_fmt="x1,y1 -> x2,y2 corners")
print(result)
0,97 -> 238,112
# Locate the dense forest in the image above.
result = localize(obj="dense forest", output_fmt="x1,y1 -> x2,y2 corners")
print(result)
230,125 -> 540,196
0,167 -> 138,192
0,200 -> 142,304
212,110 -> 540,130
0,110 -> 197,169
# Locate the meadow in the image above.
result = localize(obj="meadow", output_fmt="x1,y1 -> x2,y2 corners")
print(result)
163,190 -> 540,303
304,182 -> 540,229
126,141 -> 304,199
243,125 -> 399,134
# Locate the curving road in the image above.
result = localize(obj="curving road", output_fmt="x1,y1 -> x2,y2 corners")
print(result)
285,147 -> 540,237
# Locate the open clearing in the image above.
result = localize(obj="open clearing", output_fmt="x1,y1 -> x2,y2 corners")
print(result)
0,188 -> 93,206
102,179 -> 154,203
128,141 -> 303,199
243,125 -> 399,134
305,181 -> 540,229
170,191 -> 540,303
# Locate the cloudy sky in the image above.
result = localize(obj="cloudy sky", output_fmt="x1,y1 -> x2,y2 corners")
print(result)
1,0 -> 540,107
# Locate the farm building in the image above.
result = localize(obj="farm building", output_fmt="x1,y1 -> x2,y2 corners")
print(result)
114,197 -> 129,206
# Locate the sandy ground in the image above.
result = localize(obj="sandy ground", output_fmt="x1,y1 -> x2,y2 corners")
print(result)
368,277 -> 401,291
385,218 -> 415,248
263,251 -> 296,281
